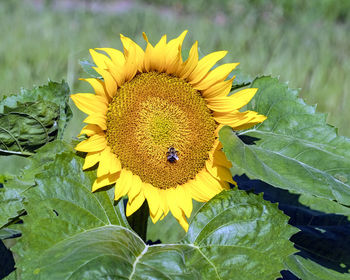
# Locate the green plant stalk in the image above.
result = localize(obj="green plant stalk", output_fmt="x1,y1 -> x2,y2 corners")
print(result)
127,200 -> 149,242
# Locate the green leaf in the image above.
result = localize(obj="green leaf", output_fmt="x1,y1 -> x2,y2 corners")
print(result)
0,141 -> 75,228
0,228 -> 20,240
0,156 -> 30,177
147,201 -> 202,244
219,76 -> 350,218
285,255 -> 350,280
182,188 -> 298,279
231,69 -> 253,90
0,81 -> 72,155
17,225 -> 195,280
0,102 -> 59,154
13,181 -> 297,279
79,60 -> 100,78
0,187 -> 25,229
11,149 -> 129,272
298,194 -> 350,217
147,212 -> 186,243
3,271 -> 19,280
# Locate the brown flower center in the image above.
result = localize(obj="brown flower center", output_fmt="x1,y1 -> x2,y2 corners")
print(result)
106,72 -> 216,189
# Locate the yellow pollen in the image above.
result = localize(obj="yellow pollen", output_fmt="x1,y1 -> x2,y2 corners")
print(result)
106,72 -> 217,189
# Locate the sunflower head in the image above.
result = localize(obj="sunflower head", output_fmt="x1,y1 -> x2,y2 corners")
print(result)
71,31 -> 266,231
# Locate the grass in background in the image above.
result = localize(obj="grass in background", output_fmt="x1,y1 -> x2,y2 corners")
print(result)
0,0 -> 349,136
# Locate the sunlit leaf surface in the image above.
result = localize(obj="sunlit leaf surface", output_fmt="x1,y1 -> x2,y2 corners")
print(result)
285,255 -> 350,280
220,76 -> 350,217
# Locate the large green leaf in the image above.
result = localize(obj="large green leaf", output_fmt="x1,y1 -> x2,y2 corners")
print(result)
182,188 -> 298,279
0,186 -> 25,230
285,255 -> 350,280
234,174 -> 350,275
219,76 -> 350,217
0,156 -> 30,178
17,225 -> 195,280
0,141 -> 76,229
11,150 -> 129,276
0,81 -> 71,155
12,163 -> 297,280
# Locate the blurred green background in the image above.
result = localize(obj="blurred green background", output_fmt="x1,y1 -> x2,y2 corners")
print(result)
0,0 -> 349,136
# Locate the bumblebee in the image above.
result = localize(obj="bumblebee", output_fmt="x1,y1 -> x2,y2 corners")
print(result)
166,147 -> 179,163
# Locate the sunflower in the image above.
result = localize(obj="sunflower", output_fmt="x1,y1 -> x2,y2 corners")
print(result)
71,31 -> 266,231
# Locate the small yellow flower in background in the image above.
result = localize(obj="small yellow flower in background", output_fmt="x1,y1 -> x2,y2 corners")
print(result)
71,31 -> 266,231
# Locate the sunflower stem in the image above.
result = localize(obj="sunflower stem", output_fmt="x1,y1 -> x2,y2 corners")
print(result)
127,200 -> 149,242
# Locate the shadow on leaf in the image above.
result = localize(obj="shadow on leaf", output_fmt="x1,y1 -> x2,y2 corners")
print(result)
234,174 -> 350,279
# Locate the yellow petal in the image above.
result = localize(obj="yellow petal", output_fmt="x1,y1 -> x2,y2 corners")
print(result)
166,189 -> 189,231
95,48 -> 126,86
123,43 -> 139,82
165,44 -> 182,74
142,32 -> 153,72
205,160 -> 234,184
158,189 -> 169,218
176,186 -> 193,218
178,212 -> 189,232
207,88 -> 258,112
197,169 -> 223,194
225,88 -> 259,110
127,174 -> 142,203
93,67 -> 117,99
83,114 -> 107,130
151,34 -> 167,72
233,121 -> 262,130
126,191 -> 145,216
110,155 -> 122,174
104,58 -> 125,87
89,49 -> 111,69
75,133 -> 107,152
178,41 -> 199,79
214,110 -> 267,130
212,149 -> 232,169
143,33 -> 168,72
190,168 -> 222,202
214,124 -> 224,137
188,51 -> 227,84
83,151 -> 100,170
188,177 -> 212,202
70,93 -> 108,115
120,34 -> 144,72
213,110 -> 244,124
193,63 -> 239,91
220,180 -> 232,189
166,30 -> 187,52
150,206 -> 163,224
114,169 -> 132,201
165,30 -> 187,73
143,183 -> 161,220
232,115 -> 267,130
209,138 -> 221,154
202,78 -> 233,99
97,146 -> 113,177
79,124 -> 103,137
92,172 -> 119,192
96,47 -> 125,67
80,78 -> 109,100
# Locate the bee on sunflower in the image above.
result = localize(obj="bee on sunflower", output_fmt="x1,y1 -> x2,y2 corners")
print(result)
71,31 -> 266,231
